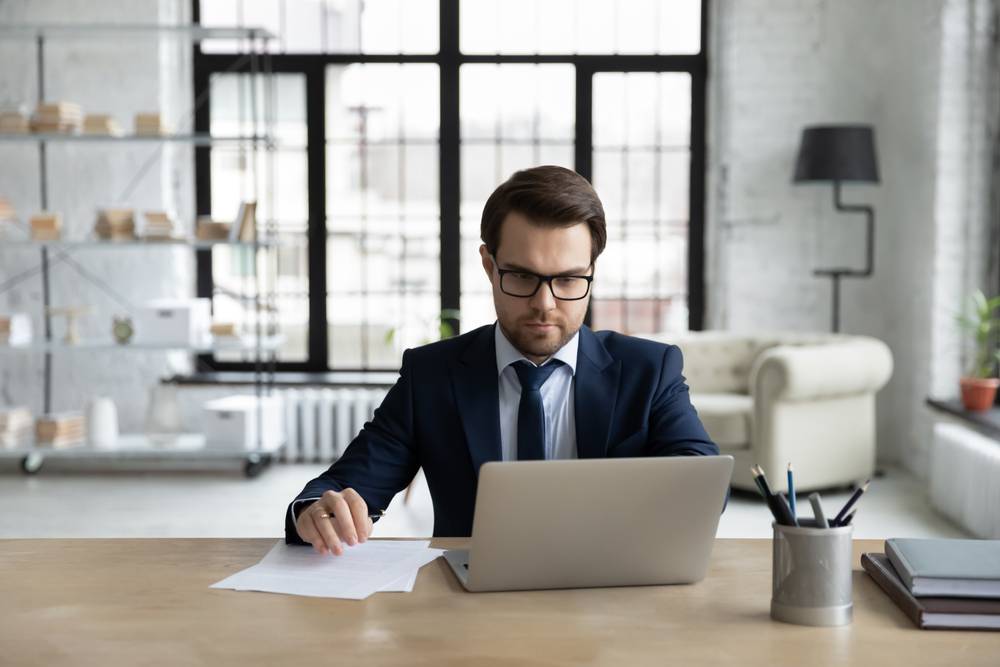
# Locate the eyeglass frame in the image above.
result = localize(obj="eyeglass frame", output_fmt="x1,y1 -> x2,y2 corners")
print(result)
490,255 -> 595,301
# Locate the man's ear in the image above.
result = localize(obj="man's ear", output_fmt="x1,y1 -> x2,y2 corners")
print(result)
479,245 -> 495,285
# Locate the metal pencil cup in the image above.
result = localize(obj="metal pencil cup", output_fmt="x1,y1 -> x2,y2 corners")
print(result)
770,520 -> 853,626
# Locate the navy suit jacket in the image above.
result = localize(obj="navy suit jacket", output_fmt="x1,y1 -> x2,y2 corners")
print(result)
285,324 -> 719,542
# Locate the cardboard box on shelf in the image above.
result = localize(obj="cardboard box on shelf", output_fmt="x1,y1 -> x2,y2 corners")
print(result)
30,212 -> 62,241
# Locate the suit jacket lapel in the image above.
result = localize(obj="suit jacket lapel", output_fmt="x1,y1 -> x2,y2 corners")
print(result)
452,324 -> 502,476
574,326 -> 622,459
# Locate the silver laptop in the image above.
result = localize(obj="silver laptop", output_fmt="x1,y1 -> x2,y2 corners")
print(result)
444,455 -> 734,592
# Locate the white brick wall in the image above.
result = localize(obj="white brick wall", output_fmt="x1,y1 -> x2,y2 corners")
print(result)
707,0 -> 996,476
1,1 -> 995,476
0,0 -> 195,431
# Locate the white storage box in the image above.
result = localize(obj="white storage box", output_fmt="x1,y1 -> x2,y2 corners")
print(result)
135,298 -> 211,347
203,394 -> 284,452
0,312 -> 32,346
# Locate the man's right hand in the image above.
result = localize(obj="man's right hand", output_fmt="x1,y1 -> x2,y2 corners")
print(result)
295,488 -> 374,556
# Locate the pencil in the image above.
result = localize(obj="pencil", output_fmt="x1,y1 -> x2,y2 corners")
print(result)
832,481 -> 869,526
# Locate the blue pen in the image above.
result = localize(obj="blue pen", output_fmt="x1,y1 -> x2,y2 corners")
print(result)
786,463 -> 797,522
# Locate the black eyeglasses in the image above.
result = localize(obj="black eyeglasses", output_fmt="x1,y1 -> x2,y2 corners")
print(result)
491,256 -> 594,301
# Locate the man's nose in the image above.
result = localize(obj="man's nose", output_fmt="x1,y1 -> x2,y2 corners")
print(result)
528,280 -> 557,312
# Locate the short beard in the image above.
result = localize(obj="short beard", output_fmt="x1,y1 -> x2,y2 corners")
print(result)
499,319 -> 580,362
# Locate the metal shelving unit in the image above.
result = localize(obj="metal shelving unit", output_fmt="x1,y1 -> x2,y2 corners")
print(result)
0,22 -> 280,477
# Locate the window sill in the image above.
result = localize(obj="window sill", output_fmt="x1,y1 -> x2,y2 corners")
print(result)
926,398 -> 1000,440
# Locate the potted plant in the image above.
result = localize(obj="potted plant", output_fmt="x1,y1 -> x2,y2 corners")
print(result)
956,290 -> 1000,411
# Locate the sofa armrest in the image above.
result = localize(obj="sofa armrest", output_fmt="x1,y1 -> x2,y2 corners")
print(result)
750,338 -> 893,402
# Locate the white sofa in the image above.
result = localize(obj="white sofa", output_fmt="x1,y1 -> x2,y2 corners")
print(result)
638,331 -> 894,493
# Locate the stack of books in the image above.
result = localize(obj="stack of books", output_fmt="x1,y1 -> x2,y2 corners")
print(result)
135,112 -> 169,136
0,110 -> 30,134
83,113 -> 123,136
35,412 -> 86,448
231,201 -> 257,242
0,197 -> 15,221
31,102 -> 83,134
195,215 -> 231,241
0,407 -> 32,449
142,211 -> 177,240
94,208 -> 136,241
30,212 -> 62,241
863,538 -> 1000,630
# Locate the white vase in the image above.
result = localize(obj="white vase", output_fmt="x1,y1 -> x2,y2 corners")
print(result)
86,397 -> 119,449
145,384 -> 183,437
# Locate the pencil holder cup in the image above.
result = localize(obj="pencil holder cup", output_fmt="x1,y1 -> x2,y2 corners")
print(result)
770,520 -> 853,626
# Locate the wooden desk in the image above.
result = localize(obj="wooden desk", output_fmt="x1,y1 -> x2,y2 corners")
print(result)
2,538 -> 998,666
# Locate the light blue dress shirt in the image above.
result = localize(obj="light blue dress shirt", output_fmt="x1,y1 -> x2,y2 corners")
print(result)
494,323 -> 579,461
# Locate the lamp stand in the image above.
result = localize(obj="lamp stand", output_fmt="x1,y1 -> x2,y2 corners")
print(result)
813,181 -> 875,332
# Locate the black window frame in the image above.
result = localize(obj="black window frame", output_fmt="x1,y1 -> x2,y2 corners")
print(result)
192,0 -> 708,373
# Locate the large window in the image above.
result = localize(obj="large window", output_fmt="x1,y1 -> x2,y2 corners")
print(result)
195,0 -> 706,372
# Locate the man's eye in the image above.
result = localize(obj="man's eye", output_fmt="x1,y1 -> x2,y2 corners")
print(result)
512,272 -> 535,281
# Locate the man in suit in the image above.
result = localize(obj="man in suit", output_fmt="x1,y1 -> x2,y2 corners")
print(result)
287,165 -> 718,555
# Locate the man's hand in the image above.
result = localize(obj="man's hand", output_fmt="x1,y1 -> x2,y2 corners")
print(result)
295,488 -> 374,556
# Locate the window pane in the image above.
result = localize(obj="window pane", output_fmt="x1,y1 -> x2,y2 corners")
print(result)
460,0 -> 701,55
459,64 -> 575,331
326,64 -> 440,370
200,0 -> 438,54
209,73 -> 308,362
591,72 -> 692,334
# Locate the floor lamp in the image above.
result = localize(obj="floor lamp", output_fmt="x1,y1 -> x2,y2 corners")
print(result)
793,125 -> 880,332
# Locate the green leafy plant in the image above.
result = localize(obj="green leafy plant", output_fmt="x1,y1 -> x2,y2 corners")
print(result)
956,290 -> 1000,378
385,309 -> 462,347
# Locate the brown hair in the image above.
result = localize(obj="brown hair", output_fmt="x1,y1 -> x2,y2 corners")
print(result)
480,165 -> 607,263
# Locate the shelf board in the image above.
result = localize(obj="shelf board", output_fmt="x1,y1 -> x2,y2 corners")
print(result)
0,23 -> 275,42
0,336 -> 285,354
0,433 -> 284,459
0,132 -> 273,146
0,239 -> 278,250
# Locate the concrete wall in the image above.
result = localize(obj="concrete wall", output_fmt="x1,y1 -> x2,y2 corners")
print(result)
706,0 -> 996,476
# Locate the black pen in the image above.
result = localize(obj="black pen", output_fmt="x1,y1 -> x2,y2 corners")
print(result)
321,509 -> 386,520
752,465 -> 795,526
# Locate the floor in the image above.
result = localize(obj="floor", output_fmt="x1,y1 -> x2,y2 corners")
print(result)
0,460 -> 969,540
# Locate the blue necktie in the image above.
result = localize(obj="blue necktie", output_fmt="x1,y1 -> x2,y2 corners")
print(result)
513,360 -> 561,461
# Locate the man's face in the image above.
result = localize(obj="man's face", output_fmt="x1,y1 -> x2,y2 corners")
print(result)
480,211 -> 594,363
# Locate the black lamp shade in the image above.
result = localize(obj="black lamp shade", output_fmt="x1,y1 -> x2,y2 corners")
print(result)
793,125 -> 880,183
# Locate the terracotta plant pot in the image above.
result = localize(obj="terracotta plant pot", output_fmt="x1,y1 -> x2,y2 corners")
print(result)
959,376 -> 1000,412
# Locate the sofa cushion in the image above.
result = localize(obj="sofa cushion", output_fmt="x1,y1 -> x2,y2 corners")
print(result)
689,392 -> 752,450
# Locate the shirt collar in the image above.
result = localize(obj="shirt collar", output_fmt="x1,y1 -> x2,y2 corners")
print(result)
494,322 -> 579,377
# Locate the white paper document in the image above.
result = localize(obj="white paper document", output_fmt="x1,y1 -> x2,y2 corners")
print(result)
210,540 -> 444,600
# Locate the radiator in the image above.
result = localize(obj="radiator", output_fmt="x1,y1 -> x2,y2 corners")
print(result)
279,388 -> 390,463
